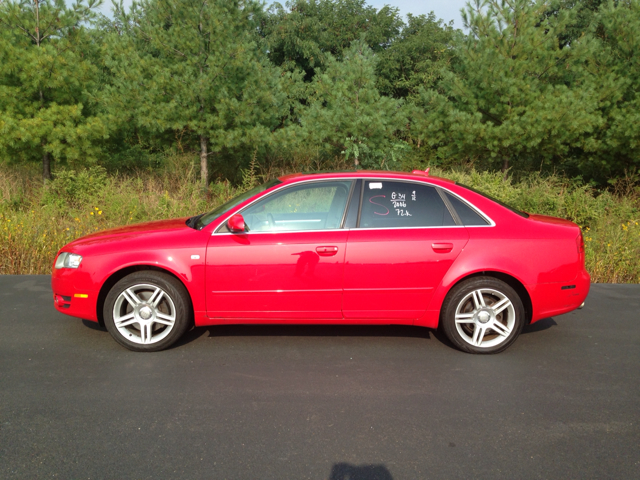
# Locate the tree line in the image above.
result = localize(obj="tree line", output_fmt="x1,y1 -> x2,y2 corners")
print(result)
0,0 -> 638,186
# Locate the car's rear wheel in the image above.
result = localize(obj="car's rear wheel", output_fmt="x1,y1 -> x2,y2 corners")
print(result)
103,271 -> 192,352
441,277 -> 525,354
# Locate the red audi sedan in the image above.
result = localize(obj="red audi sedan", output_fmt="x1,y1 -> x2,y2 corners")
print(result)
52,170 -> 590,353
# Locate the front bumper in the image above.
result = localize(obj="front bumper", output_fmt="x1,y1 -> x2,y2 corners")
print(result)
51,268 -> 99,322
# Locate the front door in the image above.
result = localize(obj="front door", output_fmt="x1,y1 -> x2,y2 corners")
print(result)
206,180 -> 353,320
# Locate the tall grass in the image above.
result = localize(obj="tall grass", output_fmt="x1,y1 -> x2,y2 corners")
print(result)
1,160 -> 639,282
0,158 -> 242,274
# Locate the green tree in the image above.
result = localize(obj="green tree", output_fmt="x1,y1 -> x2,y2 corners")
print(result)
103,0 -> 286,186
545,0 -> 606,47
575,0 -> 640,181
376,13 -> 456,99
262,0 -> 402,81
300,38 -> 407,169
415,0 -> 601,173
0,0 -> 107,180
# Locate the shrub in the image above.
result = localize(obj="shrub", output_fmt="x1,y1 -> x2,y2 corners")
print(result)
43,166 -> 108,208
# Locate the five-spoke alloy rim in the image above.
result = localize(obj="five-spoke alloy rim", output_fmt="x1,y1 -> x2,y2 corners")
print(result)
112,283 -> 176,345
454,288 -> 515,348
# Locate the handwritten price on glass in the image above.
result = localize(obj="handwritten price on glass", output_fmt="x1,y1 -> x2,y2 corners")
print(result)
370,191 -> 418,216
391,191 -> 416,215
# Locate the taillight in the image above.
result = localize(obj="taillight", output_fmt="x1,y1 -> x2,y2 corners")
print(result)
576,232 -> 585,256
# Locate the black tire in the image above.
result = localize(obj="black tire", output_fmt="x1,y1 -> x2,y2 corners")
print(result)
440,277 -> 525,354
103,271 -> 192,352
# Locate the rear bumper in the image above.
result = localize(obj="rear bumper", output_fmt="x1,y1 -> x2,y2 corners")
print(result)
528,268 -> 591,323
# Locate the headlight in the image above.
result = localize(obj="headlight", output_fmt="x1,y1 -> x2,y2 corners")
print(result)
55,252 -> 83,269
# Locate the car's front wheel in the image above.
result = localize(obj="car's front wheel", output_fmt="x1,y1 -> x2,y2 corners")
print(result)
103,271 -> 192,352
441,277 -> 525,354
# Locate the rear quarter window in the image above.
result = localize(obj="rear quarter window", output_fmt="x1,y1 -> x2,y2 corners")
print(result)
444,192 -> 490,226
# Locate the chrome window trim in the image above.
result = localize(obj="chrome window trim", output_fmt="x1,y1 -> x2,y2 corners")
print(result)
348,225 -> 469,232
213,176 -> 496,235
213,225 -> 469,236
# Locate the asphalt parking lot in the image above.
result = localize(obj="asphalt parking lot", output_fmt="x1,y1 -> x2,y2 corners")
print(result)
1,275 -> 639,479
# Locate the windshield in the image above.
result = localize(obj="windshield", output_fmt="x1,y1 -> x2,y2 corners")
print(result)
457,183 -> 529,218
195,179 -> 282,229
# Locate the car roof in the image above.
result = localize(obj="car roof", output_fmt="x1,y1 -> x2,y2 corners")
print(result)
277,170 -> 455,186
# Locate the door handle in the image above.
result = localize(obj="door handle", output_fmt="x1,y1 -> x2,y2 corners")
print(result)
432,242 -> 454,252
316,246 -> 339,256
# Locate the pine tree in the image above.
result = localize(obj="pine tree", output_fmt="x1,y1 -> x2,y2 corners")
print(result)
262,0 -> 402,82
376,13 -> 456,99
300,38 -> 407,169
0,0 -> 106,180
103,0 -> 286,186
415,0 -> 601,173
578,0 -> 640,181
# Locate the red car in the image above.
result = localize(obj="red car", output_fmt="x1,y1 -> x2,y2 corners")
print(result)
52,170 -> 590,353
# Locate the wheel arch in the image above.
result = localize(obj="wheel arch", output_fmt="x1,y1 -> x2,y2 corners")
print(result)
442,271 -> 533,325
96,265 -> 194,327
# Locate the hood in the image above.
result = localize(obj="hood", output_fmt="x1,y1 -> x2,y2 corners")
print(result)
64,217 -> 191,250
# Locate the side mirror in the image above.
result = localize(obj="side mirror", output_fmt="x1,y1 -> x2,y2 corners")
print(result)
227,214 -> 246,233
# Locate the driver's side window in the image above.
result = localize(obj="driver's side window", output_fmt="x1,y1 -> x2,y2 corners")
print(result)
242,181 -> 352,232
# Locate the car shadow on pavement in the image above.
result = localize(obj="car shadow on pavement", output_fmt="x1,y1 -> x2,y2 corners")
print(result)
82,317 -> 557,351
521,317 -> 557,334
171,323 -> 432,349
329,463 -> 393,480
82,319 -> 107,332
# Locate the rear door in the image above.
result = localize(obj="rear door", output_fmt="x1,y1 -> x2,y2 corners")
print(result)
342,180 -> 469,320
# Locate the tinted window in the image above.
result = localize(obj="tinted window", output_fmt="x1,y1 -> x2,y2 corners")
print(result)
359,181 -> 455,228
242,181 -> 352,232
445,192 -> 489,226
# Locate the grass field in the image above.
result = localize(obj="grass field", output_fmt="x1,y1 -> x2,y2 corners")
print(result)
1,160 -> 639,282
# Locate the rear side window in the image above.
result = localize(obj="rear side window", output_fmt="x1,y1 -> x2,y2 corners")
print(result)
444,192 -> 489,226
359,181 -> 456,228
